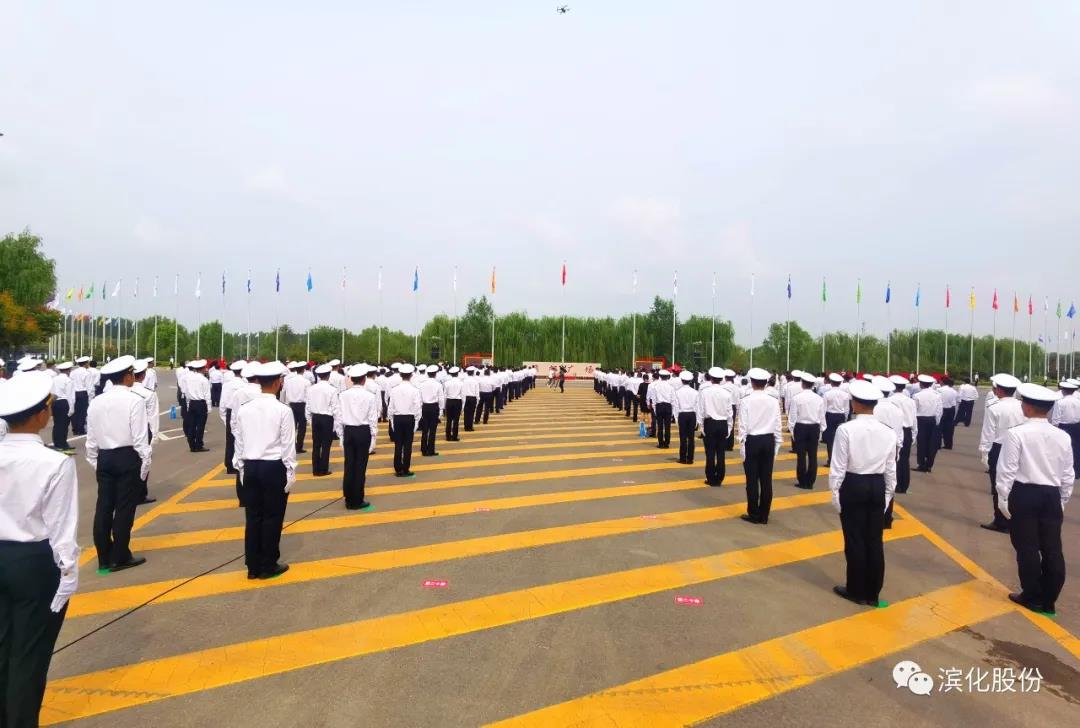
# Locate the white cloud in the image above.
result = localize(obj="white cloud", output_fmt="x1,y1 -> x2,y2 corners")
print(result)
243,165 -> 289,194
609,196 -> 682,245
965,74 -> 1073,123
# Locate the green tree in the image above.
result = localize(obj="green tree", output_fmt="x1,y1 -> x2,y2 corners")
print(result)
0,229 -> 62,349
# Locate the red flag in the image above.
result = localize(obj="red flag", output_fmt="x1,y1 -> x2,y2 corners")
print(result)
1028,295 -> 1034,316
1013,292 -> 1019,313
561,262 -> 567,286
945,286 -> 951,308
992,289 -> 999,310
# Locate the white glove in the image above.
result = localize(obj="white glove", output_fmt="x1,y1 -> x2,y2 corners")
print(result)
51,567 -> 78,613
139,462 -> 151,482
999,507 -> 1011,520
832,495 -> 842,514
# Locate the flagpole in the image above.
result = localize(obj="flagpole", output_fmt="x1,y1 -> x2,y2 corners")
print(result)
631,270 -> 637,370
115,282 -> 122,354
855,278 -> 861,373
377,267 -> 383,363
1055,308 -> 1061,380
785,282 -> 790,372
414,281 -> 419,363
968,290 -> 975,381
305,269 -> 311,362
221,272 -> 227,362
709,272 -> 716,367
452,266 -> 458,365
90,292 -> 96,360
992,306 -> 997,375
196,273 -> 202,359
340,267 -> 347,362
748,274 -> 754,368
820,279 -> 826,373
274,270 -> 280,361
1043,301 -> 1049,379
1027,301 -> 1033,380
560,261 -> 567,365
944,287 -> 950,375
916,283 -> 922,374
671,270 -> 678,366
886,295 -> 891,373
173,274 -> 180,366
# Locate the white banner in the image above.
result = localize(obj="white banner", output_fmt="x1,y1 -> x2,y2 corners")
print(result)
523,361 -> 601,380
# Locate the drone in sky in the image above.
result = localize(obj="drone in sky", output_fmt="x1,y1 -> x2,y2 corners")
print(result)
557,5 -> 570,13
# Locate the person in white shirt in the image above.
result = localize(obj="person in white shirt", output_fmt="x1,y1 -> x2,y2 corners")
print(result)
175,362 -> 190,440
232,361 -> 295,580
1051,379 -> 1080,476
462,366 -> 480,432
957,377 -> 979,426
912,375 -> 942,472
307,364 -> 341,477
208,361 -> 225,407
70,356 -> 93,435
443,367 -> 465,441
822,372 -> 850,466
721,370 -> 740,451
888,375 -> 917,494
141,357 -> 158,392
647,370 -> 675,449
996,382 -> 1073,615
220,360 -> 249,474
335,364 -> 379,510
282,361 -> 311,454
937,377 -> 960,449
184,359 -> 212,452
979,373 -> 1025,533
50,361 -> 76,451
477,368 -> 496,425
782,370 -> 803,416
673,371 -> 700,465
828,380 -> 897,607
417,365 -> 446,456
789,372 -> 826,489
131,360 -> 160,505
0,372 -> 80,725
388,364 -> 423,477
699,367 -> 733,486
85,355 -> 151,572
327,359 -> 347,394
738,368 -> 784,525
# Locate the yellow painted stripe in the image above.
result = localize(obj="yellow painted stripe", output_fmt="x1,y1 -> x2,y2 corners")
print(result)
127,462 -> 819,553
68,490 -> 833,618
161,452 -> 810,519
487,579 -> 1011,728
40,523 -> 919,724
893,504 -> 1080,662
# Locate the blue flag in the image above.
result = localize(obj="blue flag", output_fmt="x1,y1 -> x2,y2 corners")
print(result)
885,282 -> 891,303
412,267 -> 419,292
221,272 -> 226,295
914,285 -> 920,307
786,275 -> 791,299
275,269 -> 281,293
246,273 -> 252,294
306,271 -> 313,292
1068,302 -> 1076,319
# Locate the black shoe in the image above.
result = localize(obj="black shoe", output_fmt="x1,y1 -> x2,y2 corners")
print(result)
345,501 -> 372,511
296,449 -> 307,454
110,556 -> 147,572
401,471 -> 415,478
980,522 -> 1010,533
833,585 -> 871,605
883,521 -> 893,530
138,497 -> 157,505
226,469 -> 239,475
794,484 -> 813,490
258,563 -> 290,580
247,571 -> 259,580
740,514 -> 760,524
192,447 -> 211,453
1008,592 -> 1044,613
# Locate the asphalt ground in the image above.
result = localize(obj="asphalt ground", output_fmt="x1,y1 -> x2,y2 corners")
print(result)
36,375 -> 1080,726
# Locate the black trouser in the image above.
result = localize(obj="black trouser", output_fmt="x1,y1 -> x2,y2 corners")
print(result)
342,425 -> 372,507
703,418 -> 727,484
241,459 -> 289,576
1008,482 -> 1066,611
50,399 -> 70,449
224,409 -> 237,474
187,399 -> 208,450
558,378 -> 564,392
625,391 -> 638,420
725,406 -> 736,450
179,392 -> 191,441
743,434 -> 776,523
939,406 -> 956,449
72,389 -> 89,434
392,415 -> 415,474
0,540 -> 65,728
654,402 -> 672,448
793,423 -> 820,488
420,403 -> 440,455
478,392 -> 494,424
210,381 -> 222,407
311,414 -> 334,475
495,387 -> 503,413
897,428 -> 913,493
1059,421 -> 1080,475
823,412 -> 846,463
463,396 -> 477,431
915,416 -> 938,470
445,399 -> 462,440
958,400 -> 974,426
987,443 -> 1010,529
290,403 -> 307,452
677,411 -> 697,463
838,472 -> 887,603
93,446 -> 142,568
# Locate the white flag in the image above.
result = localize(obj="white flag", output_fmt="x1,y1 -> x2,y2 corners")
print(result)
377,266 -> 382,292
111,279 -> 122,297
133,277 -> 139,298
153,276 -> 158,298
632,269 -> 638,293
341,267 -> 347,290
173,273 -> 179,296
195,273 -> 202,299
712,272 -> 717,297
673,270 -> 678,297
453,267 -> 458,292
750,274 -> 755,297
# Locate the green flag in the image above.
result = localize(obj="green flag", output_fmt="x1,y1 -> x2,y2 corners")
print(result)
1057,300 -> 1062,318
855,280 -> 861,304
87,283 -> 94,298
821,278 -> 827,303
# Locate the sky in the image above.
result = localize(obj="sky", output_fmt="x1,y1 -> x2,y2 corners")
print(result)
3,1 -> 1080,345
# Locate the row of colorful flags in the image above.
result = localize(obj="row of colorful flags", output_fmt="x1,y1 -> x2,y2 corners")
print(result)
53,269 -> 1077,321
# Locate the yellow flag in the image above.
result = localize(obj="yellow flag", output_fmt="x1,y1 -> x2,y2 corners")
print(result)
969,287 -> 976,310
65,288 -> 74,300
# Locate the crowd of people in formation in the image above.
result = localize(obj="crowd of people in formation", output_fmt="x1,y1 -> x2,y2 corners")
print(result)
593,364 -> 1076,611
0,351 -> 1076,724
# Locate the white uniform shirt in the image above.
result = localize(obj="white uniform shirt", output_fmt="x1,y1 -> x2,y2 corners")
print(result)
913,388 -> 943,423
85,386 -> 152,479
823,387 -> 851,415
0,433 -> 80,609
736,390 -> 783,455
958,383 -> 978,402
418,378 -> 446,414
328,370 -> 347,393
208,367 -> 224,385
647,379 -> 674,406
789,389 -> 826,432
388,380 -> 423,429
143,367 -> 158,391
444,376 -> 464,400
1050,394 -> 1080,426
673,384 -> 699,415
185,372 -> 211,402
131,382 -> 160,442
828,414 -> 898,513
979,397 -> 1025,455
874,398 -> 904,450
51,372 -> 75,409
699,384 -> 733,421
462,376 -> 480,398
282,373 -> 311,405
938,386 -> 960,409
335,386 -> 379,449
70,367 -> 92,393
232,393 -> 297,489
307,381 -> 340,419
995,419 -> 1074,516
891,392 -> 918,436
